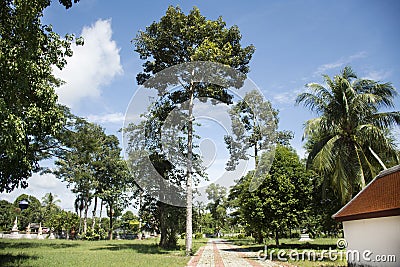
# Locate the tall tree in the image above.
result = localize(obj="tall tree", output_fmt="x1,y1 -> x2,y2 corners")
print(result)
0,0 -> 83,192
95,135 -> 135,240
54,118 -> 104,234
41,192 -> 61,210
296,66 -> 400,203
225,90 -> 279,170
205,183 -> 228,236
125,106 -> 192,247
133,6 -> 255,254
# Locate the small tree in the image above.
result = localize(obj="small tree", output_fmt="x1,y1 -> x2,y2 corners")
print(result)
13,194 -> 43,230
229,146 -> 314,245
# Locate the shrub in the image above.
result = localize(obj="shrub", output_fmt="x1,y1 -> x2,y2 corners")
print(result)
237,233 -> 245,239
194,233 -> 203,239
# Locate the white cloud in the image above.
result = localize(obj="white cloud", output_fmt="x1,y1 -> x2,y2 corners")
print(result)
314,51 -> 367,75
54,19 -> 123,108
0,173 -> 76,210
86,112 -> 125,124
362,70 -> 392,81
271,88 -> 303,105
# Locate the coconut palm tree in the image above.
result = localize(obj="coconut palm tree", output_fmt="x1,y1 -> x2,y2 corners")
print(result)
296,66 -> 400,203
41,193 -> 61,211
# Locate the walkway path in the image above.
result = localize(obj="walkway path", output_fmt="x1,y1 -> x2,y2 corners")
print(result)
187,239 -> 292,267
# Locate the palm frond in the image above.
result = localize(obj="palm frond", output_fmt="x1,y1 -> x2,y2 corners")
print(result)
354,80 -> 397,108
370,111 -> 400,128
341,66 -> 357,80
302,117 -> 322,140
295,92 -> 326,114
312,135 -> 340,172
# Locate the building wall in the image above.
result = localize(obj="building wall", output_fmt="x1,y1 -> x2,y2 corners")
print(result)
343,215 -> 400,267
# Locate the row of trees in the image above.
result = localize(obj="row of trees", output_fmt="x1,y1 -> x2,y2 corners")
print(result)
0,193 -> 140,240
51,111 -> 138,239
1,1 -> 399,254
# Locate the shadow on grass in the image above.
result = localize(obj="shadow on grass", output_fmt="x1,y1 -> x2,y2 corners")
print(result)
0,240 -> 80,250
91,243 -> 171,254
0,253 -> 39,266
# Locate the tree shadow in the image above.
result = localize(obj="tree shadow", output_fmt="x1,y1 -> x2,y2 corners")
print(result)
0,253 -> 39,266
0,240 -> 80,250
91,243 -> 170,254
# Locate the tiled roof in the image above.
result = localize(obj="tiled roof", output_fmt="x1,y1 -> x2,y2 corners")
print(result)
332,165 -> 400,222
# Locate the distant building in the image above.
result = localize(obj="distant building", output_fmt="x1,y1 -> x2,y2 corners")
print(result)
333,165 -> 400,267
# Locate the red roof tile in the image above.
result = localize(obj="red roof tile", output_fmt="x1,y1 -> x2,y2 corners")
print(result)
333,165 -> 400,222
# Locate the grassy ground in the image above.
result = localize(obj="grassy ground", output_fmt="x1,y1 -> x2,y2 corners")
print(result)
0,238 -> 207,267
228,237 -> 347,267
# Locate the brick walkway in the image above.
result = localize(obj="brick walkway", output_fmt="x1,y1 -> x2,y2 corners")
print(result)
187,239 -> 285,267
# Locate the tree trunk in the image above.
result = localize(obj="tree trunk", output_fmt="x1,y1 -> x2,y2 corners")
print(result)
92,196 -> 98,231
253,113 -> 259,168
159,204 -> 167,247
159,203 -> 178,249
98,199 -> 103,230
108,202 -> 113,240
138,192 -> 142,240
255,228 -> 263,244
83,204 -> 88,234
185,85 -> 194,256
83,194 -> 90,234
275,230 -> 279,246
78,208 -> 82,234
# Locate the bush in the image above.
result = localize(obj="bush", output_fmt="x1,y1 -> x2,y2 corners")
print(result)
291,232 -> 300,238
82,227 -> 100,241
194,233 -> 203,239
237,233 -> 245,239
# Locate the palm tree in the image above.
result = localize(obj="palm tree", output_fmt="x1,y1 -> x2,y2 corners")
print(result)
74,194 -> 85,234
296,66 -> 400,203
42,193 -> 61,211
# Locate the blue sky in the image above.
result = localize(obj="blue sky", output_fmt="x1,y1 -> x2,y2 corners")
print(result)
2,0 -> 400,209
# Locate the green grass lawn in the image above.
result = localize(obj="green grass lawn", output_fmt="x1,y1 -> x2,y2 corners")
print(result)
0,238 -> 207,267
228,237 -> 347,267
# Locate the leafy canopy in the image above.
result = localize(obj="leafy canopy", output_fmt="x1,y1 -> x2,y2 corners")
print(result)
296,66 -> 400,202
0,0 -> 83,192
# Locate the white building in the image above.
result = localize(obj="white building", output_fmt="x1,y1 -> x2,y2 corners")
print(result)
333,165 -> 400,267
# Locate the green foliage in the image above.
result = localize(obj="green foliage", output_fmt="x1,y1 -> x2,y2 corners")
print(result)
140,196 -> 185,249
134,6 -> 255,85
82,227 -> 101,241
225,90 -> 279,170
0,0 -> 82,192
194,232 -> 203,239
120,211 -> 139,234
58,0 -> 81,9
54,117 -> 136,237
205,183 -> 228,234
133,6 -> 255,254
296,66 -> 400,203
229,146 -> 315,245
13,194 -> 44,230
0,200 -> 13,231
